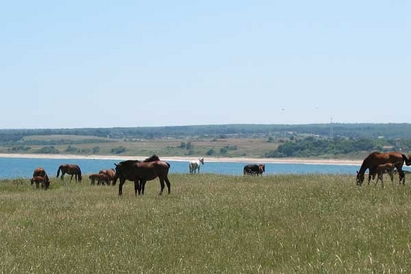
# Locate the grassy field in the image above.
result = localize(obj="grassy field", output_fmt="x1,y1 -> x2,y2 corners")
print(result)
1,174 -> 411,273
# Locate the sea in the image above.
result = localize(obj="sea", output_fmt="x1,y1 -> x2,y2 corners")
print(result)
3,156 -> 408,179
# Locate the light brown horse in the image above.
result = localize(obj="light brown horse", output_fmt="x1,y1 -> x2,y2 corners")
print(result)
113,155 -> 171,196
56,164 -> 82,182
356,152 -> 411,186
31,167 -> 50,189
374,162 -> 397,188
88,173 -> 110,185
99,169 -> 115,184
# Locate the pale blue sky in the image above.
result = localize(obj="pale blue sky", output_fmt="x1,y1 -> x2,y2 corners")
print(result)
1,1 -> 409,129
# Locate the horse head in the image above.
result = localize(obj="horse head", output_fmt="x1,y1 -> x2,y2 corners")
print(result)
356,171 -> 364,185
200,157 -> 205,165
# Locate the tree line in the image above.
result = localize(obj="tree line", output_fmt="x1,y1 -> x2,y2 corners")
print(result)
265,136 -> 411,158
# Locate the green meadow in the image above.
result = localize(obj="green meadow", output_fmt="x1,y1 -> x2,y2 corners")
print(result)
1,174 -> 411,273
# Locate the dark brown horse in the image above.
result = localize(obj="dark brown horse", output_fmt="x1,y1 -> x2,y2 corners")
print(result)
31,167 -> 50,189
113,155 -> 171,196
56,164 -> 82,182
243,164 -> 265,176
356,151 -> 411,186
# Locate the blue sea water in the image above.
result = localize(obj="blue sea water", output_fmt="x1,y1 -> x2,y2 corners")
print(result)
0,156 -> 389,179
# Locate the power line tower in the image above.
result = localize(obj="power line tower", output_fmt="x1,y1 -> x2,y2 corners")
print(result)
330,117 -> 333,139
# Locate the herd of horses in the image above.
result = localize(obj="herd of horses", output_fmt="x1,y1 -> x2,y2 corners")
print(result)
29,150 -> 411,194
29,155 -> 266,195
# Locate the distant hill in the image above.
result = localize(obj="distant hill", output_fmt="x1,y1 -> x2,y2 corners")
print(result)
1,123 -> 411,142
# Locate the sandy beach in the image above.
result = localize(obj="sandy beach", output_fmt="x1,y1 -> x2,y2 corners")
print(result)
0,153 -> 362,166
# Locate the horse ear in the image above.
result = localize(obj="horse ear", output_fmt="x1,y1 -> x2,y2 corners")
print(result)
356,171 -> 359,174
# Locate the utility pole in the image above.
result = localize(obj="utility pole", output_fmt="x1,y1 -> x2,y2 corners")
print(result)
330,117 -> 333,139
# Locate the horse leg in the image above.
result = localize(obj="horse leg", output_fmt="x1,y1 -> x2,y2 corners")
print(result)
164,177 -> 171,194
141,180 -> 147,195
389,171 -> 394,184
375,174 -> 382,186
158,178 -> 165,195
398,169 -> 405,185
134,180 -> 141,196
119,178 -> 125,196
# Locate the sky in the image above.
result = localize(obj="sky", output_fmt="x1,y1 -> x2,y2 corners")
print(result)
0,0 -> 409,129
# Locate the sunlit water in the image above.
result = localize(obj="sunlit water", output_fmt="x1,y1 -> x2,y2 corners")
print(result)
3,156 -> 407,179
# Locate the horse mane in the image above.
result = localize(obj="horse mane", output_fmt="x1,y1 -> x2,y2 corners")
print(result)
358,151 -> 381,173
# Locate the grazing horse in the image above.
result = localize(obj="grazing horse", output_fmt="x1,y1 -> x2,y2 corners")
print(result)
113,155 -> 171,196
243,164 -> 265,176
88,173 -> 110,185
31,167 -> 50,189
56,164 -> 82,182
374,162 -> 396,188
189,157 -> 204,174
99,169 -> 115,185
356,151 -> 411,186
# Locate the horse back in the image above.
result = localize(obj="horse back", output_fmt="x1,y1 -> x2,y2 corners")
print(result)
33,167 -> 47,178
99,169 -> 115,180
136,161 -> 170,179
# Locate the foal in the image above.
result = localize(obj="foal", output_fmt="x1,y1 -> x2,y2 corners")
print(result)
374,162 -> 396,188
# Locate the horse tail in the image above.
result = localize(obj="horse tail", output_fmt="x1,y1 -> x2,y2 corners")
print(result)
77,166 -> 82,180
56,166 -> 61,177
402,154 -> 411,166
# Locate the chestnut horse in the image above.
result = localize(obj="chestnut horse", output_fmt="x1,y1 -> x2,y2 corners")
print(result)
356,152 -> 411,186
56,164 -> 82,182
113,155 -> 171,196
99,169 -> 115,185
31,167 -> 50,189
89,173 -> 110,185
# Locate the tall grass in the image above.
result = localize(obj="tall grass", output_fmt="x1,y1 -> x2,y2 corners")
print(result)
1,174 -> 411,273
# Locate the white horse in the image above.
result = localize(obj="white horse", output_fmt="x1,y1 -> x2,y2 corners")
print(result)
189,157 -> 205,174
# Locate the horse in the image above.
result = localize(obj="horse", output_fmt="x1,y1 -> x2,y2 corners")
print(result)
31,176 -> 50,189
374,162 -> 396,188
113,155 -> 171,196
356,151 -> 411,186
88,173 -> 110,185
56,164 -> 82,182
98,169 -> 115,184
31,167 -> 50,189
189,157 -> 204,174
243,164 -> 265,176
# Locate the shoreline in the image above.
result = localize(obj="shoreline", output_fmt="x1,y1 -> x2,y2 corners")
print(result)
0,153 -> 362,166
